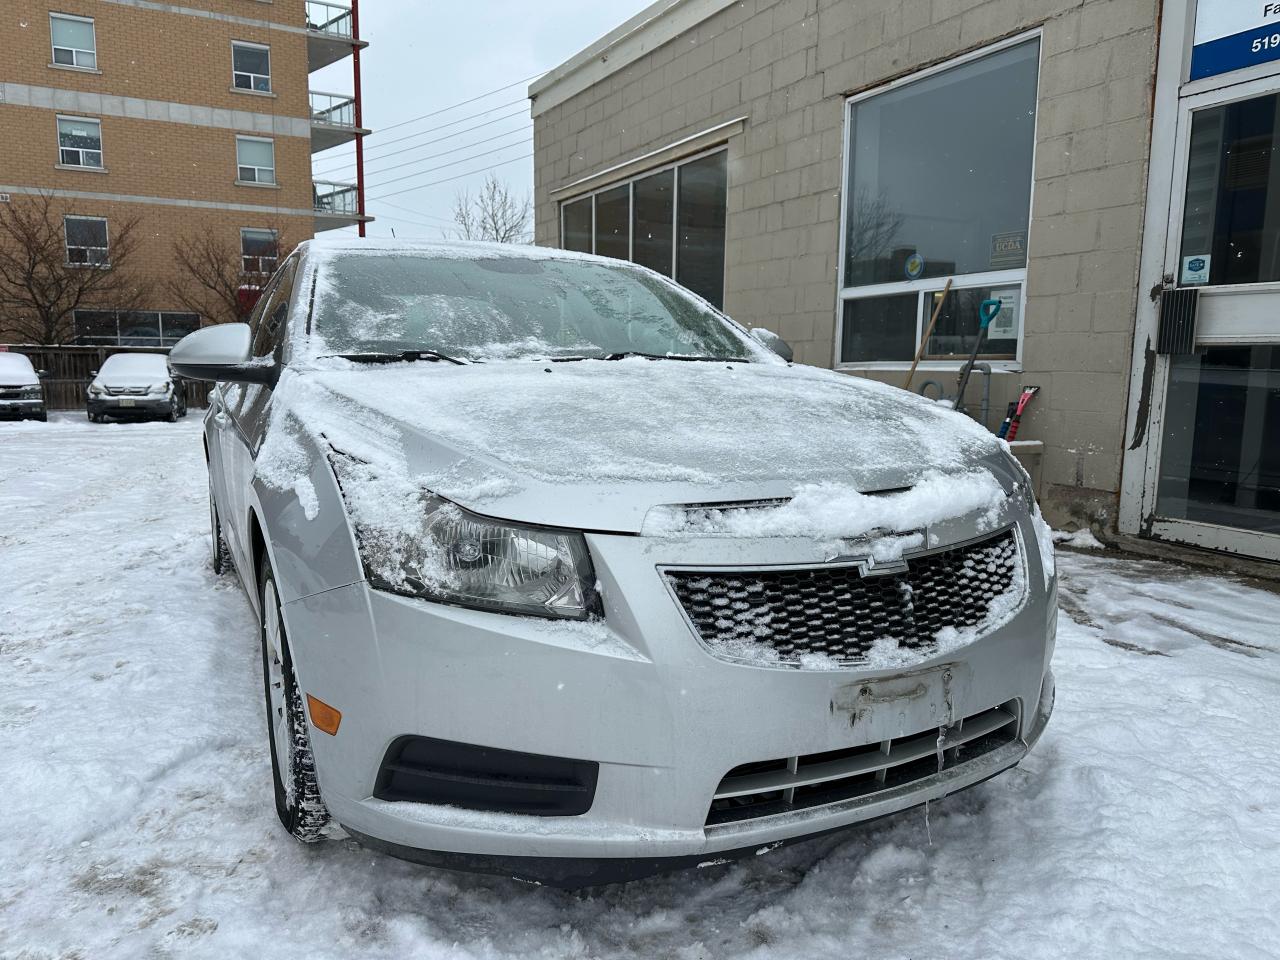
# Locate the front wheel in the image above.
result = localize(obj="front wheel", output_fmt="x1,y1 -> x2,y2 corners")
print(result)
259,562 -> 331,842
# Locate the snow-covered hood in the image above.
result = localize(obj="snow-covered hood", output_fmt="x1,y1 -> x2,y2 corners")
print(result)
279,358 -> 1010,534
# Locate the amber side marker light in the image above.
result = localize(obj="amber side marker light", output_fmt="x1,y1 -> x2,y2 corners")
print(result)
306,694 -> 342,736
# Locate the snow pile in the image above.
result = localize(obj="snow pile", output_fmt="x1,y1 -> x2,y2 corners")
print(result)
1054,527 -> 1106,550
644,470 -> 1006,541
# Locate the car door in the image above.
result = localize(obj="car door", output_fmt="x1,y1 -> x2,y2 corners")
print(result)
224,257 -> 300,581
215,265 -> 289,581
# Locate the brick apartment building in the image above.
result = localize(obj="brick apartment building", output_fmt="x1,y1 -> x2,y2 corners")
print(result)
0,0 -> 370,347
530,0 -> 1280,562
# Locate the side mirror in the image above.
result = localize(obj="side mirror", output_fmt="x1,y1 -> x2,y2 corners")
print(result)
168,323 -> 276,385
750,327 -> 794,362
36,368 -> 50,379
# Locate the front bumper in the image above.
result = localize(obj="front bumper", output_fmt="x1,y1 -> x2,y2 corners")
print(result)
0,398 -> 45,419
88,395 -> 171,417
280,516 -> 1056,886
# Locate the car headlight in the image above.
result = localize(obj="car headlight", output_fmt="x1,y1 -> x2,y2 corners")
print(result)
330,453 -> 598,620
20,385 -> 42,399
149,381 -> 171,394
88,383 -> 104,396
1004,450 -> 1037,514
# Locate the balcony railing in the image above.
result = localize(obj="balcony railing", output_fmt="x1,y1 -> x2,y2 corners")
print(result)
305,1 -> 353,39
314,180 -> 359,217
310,91 -> 356,127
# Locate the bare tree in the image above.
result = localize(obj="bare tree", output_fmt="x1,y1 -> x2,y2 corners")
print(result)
0,192 -> 151,344
450,175 -> 531,244
166,226 -> 294,326
845,188 -> 905,270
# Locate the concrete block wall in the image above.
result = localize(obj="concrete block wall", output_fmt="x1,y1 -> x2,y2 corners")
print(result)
532,0 -> 1160,528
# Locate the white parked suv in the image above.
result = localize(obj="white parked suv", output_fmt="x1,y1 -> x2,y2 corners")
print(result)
169,239 -> 1057,887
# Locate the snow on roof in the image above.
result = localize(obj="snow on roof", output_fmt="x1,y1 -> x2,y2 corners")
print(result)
299,237 -> 604,264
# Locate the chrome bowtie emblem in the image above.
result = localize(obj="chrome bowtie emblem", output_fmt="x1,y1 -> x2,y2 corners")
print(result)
825,527 -> 922,577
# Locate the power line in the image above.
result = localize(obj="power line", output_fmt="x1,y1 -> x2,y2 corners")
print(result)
367,153 -> 533,202
314,97 -> 530,174
371,197 -> 459,225
373,72 -> 543,136
360,126 -> 531,184
316,108 -> 532,177
363,139 -> 533,192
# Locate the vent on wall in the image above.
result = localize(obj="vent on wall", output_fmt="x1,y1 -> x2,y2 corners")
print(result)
0,194 -> 10,203
1157,287 -> 1199,355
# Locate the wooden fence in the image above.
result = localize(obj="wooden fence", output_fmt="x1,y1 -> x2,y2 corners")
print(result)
1,344 -> 211,410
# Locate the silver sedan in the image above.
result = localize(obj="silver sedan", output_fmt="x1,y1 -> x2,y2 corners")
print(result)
170,239 -> 1055,887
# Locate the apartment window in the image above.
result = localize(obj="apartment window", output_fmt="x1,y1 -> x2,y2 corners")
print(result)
57,116 -> 103,168
64,216 -> 109,265
236,136 -> 275,184
73,311 -> 200,346
558,149 -> 728,308
241,228 -> 279,273
232,41 -> 271,93
838,37 -> 1040,364
50,13 -> 96,69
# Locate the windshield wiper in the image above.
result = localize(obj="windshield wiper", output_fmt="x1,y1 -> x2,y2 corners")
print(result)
553,351 -> 746,363
336,350 -> 468,366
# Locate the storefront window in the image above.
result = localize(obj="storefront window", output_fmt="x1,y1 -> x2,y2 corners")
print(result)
1179,93 -> 1280,287
1157,346 -> 1280,534
633,169 -> 674,276
839,38 -> 1039,364
558,149 -> 727,307
594,184 -> 630,260
562,198 -> 592,254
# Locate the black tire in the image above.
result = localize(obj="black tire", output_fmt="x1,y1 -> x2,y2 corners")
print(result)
35,411 -> 47,422
166,401 -> 179,423
258,562 -> 331,843
209,492 -> 230,575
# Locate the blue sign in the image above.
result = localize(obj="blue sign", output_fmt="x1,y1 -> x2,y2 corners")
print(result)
1191,2 -> 1280,81
904,252 -> 925,280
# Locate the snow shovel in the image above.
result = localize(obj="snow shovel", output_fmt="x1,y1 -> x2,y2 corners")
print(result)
954,299 -> 1001,416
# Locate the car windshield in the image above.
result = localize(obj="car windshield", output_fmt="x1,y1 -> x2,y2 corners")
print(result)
310,251 -> 756,362
0,353 -> 36,379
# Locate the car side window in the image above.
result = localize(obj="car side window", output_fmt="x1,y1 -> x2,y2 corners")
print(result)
251,258 -> 298,360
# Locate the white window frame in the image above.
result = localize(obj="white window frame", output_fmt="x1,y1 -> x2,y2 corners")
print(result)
231,40 -> 272,93
235,135 -> 276,185
50,13 -> 97,70
557,144 -> 727,291
56,115 -> 104,169
240,227 -> 279,273
64,215 -> 110,266
834,31 -> 1042,372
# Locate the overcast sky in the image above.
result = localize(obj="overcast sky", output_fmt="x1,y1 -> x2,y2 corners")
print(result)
310,0 -> 653,240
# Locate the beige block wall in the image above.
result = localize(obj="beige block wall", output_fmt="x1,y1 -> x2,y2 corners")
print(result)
533,0 -> 1159,529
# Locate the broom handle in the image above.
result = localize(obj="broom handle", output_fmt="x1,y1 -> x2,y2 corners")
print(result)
902,278 -> 952,391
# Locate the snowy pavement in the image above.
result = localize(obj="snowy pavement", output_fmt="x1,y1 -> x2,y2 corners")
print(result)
1,414 -> 1278,960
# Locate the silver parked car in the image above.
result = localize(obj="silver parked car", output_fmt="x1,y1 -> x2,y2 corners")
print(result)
86,352 -> 187,422
170,239 -> 1056,887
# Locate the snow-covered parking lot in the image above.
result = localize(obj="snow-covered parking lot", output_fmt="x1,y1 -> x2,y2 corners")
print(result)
2,413 -> 1279,960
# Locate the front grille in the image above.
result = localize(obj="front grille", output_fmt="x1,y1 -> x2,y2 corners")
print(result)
666,528 -> 1021,667
374,736 -> 598,817
0,389 -> 24,400
105,386 -> 148,396
706,703 -> 1018,825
